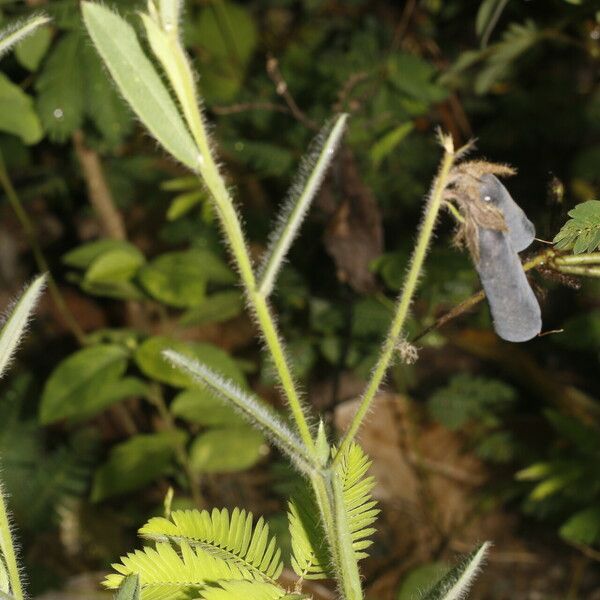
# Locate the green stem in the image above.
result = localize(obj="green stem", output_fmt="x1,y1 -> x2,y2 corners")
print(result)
0,483 -> 23,600
335,139 -> 457,462
555,265 -> 600,278
310,470 -> 362,600
0,152 -> 86,345
164,33 -> 317,456
554,252 -> 600,266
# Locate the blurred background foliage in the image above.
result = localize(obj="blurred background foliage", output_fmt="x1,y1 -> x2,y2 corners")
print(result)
0,0 -> 598,598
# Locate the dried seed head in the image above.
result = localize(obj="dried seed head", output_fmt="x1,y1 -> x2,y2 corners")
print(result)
443,160 -> 516,262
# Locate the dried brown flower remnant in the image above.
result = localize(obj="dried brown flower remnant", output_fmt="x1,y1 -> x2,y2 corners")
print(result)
443,160 -> 516,262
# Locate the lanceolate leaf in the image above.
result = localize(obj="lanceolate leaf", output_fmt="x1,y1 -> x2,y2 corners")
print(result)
0,74 -> 43,144
0,14 -> 50,60
257,115 -> 348,297
35,32 -> 85,142
0,275 -> 46,380
81,2 -> 199,170
139,508 -> 284,583
422,542 -> 491,600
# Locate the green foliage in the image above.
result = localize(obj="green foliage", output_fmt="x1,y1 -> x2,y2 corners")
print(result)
138,250 -> 235,308
189,427 -> 265,473
81,2 -> 199,167
288,443 -> 378,580
0,14 -> 50,61
428,374 -> 516,430
0,277 -> 46,600
0,73 -> 42,144
553,200 -> 600,253
15,24 -> 51,71
39,344 -> 132,423
115,574 -> 140,600
396,562 -> 449,600
106,508 -> 285,599
517,409 -> 600,545
135,336 -> 246,389
191,1 -> 258,103
140,508 -> 283,582
421,543 -> 490,600
92,431 -> 187,502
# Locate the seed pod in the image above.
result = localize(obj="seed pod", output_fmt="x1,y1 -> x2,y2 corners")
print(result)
476,228 -> 542,342
476,175 -> 541,342
480,174 -> 535,252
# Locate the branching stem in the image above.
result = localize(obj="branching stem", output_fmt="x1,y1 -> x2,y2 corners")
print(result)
335,137 -> 458,462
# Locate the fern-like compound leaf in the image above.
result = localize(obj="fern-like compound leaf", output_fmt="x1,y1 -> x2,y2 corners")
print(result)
288,442 -> 379,580
105,541 -> 251,599
115,574 -> 140,600
553,200 -> 600,254
199,580 -> 293,600
422,542 -> 491,600
334,442 -> 379,560
139,508 -> 283,583
287,492 -> 330,580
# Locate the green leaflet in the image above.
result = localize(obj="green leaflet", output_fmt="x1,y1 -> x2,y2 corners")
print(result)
92,431 -> 187,502
138,250 -> 235,309
139,508 -> 283,583
82,2 -> 199,169
189,427 -> 265,474
179,291 -> 243,326
39,344 -> 131,423
200,581 -> 293,600
559,506 -> 600,545
15,24 -> 52,71
171,388 -> 246,427
35,32 -> 84,141
115,574 -> 140,600
0,73 -> 43,144
135,336 -> 246,389
553,200 -> 600,254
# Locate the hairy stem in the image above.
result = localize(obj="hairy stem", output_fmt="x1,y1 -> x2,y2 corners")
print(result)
162,30 -> 317,456
0,483 -> 23,600
336,137 -> 458,461
0,151 -> 86,345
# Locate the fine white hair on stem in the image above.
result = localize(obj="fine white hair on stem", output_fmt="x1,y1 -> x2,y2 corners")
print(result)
0,14 -> 50,61
157,0 -> 183,33
257,114 -> 348,297
164,350 -> 315,474
0,275 -> 46,381
422,542 -> 491,600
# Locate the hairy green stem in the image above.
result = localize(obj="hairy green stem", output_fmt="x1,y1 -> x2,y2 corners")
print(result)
336,139 -> 457,462
311,470 -> 362,600
0,483 -> 23,600
0,152 -> 86,345
159,29 -> 317,456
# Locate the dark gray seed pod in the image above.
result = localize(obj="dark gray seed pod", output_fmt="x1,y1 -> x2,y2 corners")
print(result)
480,174 -> 535,252
476,228 -> 542,342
